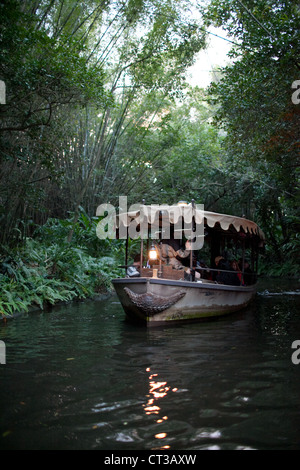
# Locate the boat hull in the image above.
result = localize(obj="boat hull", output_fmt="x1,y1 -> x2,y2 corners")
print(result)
112,278 -> 256,326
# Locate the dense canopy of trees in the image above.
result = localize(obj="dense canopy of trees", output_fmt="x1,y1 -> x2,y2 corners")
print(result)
0,0 -> 299,316
201,0 -> 299,273
0,0 -> 206,243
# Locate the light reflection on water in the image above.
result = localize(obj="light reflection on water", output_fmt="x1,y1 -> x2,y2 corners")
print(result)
0,279 -> 300,450
143,367 -> 178,449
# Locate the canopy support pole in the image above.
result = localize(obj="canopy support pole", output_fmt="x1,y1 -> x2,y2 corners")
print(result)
159,210 -> 163,277
241,239 -> 245,285
140,199 -> 145,273
125,236 -> 128,273
190,199 -> 195,270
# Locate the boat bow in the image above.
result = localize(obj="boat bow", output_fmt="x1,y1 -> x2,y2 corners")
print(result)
124,287 -> 186,316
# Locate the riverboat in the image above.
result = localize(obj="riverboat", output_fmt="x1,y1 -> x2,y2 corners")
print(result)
111,202 -> 265,326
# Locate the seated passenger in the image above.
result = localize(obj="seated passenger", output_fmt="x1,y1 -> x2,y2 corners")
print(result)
198,259 -> 212,280
243,261 -> 255,285
159,239 -> 191,270
231,260 -> 243,284
215,256 -> 240,286
159,239 -> 200,279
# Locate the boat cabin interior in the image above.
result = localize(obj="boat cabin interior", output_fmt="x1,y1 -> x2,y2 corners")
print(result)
117,203 -> 265,287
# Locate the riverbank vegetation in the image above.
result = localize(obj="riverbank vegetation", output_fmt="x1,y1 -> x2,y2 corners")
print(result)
0,0 -> 299,317
0,211 -> 122,316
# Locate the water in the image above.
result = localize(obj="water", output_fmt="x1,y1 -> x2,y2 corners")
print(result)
0,279 -> 299,450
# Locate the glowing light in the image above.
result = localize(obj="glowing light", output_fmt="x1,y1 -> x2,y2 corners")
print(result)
156,416 -> 168,423
144,367 -> 177,442
150,381 -> 168,399
145,405 -> 160,415
149,373 -> 158,379
149,244 -> 157,261
144,374 -> 169,416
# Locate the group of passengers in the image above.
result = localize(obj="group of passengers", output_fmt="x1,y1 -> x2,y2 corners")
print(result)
213,256 -> 254,286
127,238 -> 255,285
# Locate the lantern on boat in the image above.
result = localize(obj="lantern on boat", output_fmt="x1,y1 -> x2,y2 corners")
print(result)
149,244 -> 158,261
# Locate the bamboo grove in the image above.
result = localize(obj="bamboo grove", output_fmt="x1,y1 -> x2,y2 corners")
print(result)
0,0 -> 299,315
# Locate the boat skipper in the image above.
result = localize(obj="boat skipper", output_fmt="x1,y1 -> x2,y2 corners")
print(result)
158,239 -> 200,279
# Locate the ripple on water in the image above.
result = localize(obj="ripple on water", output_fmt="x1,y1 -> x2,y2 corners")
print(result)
1,282 -> 300,450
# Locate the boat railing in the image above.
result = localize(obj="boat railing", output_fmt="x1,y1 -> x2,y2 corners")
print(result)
195,266 -> 256,283
119,265 -> 252,275
194,266 -> 241,275
119,264 -> 256,285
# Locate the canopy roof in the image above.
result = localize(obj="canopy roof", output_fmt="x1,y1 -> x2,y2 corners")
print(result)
116,204 -> 265,241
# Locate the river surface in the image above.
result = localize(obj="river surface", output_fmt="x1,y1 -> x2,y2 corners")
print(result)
0,278 -> 299,451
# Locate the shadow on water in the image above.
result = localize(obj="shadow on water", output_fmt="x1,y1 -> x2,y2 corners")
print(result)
0,278 -> 300,450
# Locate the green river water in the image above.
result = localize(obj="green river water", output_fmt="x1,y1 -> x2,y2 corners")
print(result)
0,278 -> 299,450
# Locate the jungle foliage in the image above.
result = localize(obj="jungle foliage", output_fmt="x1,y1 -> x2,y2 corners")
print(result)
0,0 -> 299,316
200,0 -> 300,276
